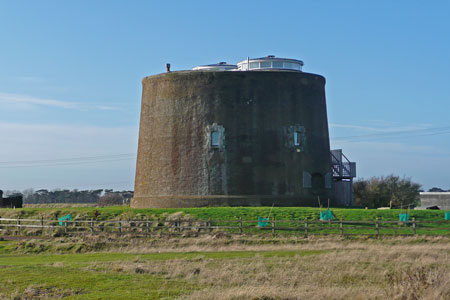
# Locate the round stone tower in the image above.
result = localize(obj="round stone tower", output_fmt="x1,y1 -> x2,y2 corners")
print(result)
131,56 -> 333,208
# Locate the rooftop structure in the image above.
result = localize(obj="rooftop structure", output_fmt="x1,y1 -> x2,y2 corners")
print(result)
237,55 -> 304,71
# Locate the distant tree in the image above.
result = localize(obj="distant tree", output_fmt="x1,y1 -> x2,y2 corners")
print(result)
23,189 -> 103,204
22,188 -> 34,203
98,193 -> 124,206
18,189 -> 132,204
353,175 -> 421,208
428,187 -> 446,192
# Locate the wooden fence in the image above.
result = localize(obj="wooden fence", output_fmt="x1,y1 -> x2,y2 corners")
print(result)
0,216 -> 448,237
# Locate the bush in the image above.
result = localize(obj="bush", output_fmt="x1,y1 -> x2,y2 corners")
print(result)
354,175 -> 421,208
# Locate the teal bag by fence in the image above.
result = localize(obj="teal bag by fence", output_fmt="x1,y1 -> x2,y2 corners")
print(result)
58,214 -> 72,226
445,211 -> 450,221
320,209 -> 333,221
399,213 -> 409,222
258,217 -> 269,227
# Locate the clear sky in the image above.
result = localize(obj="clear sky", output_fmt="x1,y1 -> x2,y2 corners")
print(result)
0,0 -> 449,192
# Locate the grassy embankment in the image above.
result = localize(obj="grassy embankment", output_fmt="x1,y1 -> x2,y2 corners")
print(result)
1,205 -> 447,221
1,206 -> 448,236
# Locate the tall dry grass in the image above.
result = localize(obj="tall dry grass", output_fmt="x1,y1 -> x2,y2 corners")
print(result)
80,236 -> 450,300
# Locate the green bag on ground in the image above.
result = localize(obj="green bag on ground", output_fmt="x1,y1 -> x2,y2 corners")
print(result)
320,209 -> 333,221
58,214 -> 72,226
257,217 -> 269,227
399,213 -> 409,222
445,211 -> 450,221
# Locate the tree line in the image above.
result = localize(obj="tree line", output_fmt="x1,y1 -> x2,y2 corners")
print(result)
2,189 -> 133,205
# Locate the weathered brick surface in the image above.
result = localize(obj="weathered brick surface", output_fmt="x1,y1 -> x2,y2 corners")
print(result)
132,70 -> 333,208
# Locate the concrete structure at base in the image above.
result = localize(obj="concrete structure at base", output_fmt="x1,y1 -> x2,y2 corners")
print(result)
131,56 -> 338,208
419,192 -> 450,210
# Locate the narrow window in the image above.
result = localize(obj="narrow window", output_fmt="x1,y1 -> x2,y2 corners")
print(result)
303,172 -> 312,188
211,131 -> 220,147
249,62 -> 259,69
260,61 -> 271,68
272,61 -> 283,68
294,131 -> 300,146
284,62 -> 297,69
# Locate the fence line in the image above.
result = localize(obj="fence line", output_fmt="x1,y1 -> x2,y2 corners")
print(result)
0,216 -> 448,237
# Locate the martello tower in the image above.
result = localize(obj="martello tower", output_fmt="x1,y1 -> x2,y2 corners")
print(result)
131,56 -> 333,208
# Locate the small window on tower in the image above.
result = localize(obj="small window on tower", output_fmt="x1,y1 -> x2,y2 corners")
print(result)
294,131 -> 300,146
211,131 -> 220,147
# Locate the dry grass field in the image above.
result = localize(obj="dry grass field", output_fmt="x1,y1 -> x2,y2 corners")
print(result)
0,234 -> 449,299
172,237 -> 450,300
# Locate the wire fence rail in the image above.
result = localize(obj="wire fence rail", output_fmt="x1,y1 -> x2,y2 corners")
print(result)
0,216 -> 448,237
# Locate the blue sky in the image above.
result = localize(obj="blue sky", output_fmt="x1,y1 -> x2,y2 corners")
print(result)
0,0 -> 449,192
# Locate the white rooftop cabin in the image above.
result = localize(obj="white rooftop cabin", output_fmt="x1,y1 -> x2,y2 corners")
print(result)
192,56 -> 304,72
237,55 -> 304,71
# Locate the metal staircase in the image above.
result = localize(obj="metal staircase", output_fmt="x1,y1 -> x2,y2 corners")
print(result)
331,149 -> 356,179
330,149 -> 356,206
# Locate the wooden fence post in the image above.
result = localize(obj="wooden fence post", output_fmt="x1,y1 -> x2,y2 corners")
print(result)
340,218 -> 344,236
146,218 -> 150,233
208,218 -> 212,232
0,216 -> 2,231
17,217 -> 20,235
239,217 -> 243,234
375,218 -> 379,238
90,219 -> 94,232
64,221 -> 68,233
412,217 -> 416,235
272,217 -> 276,237
118,221 -> 122,233
304,218 -> 308,238
40,217 -> 44,235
